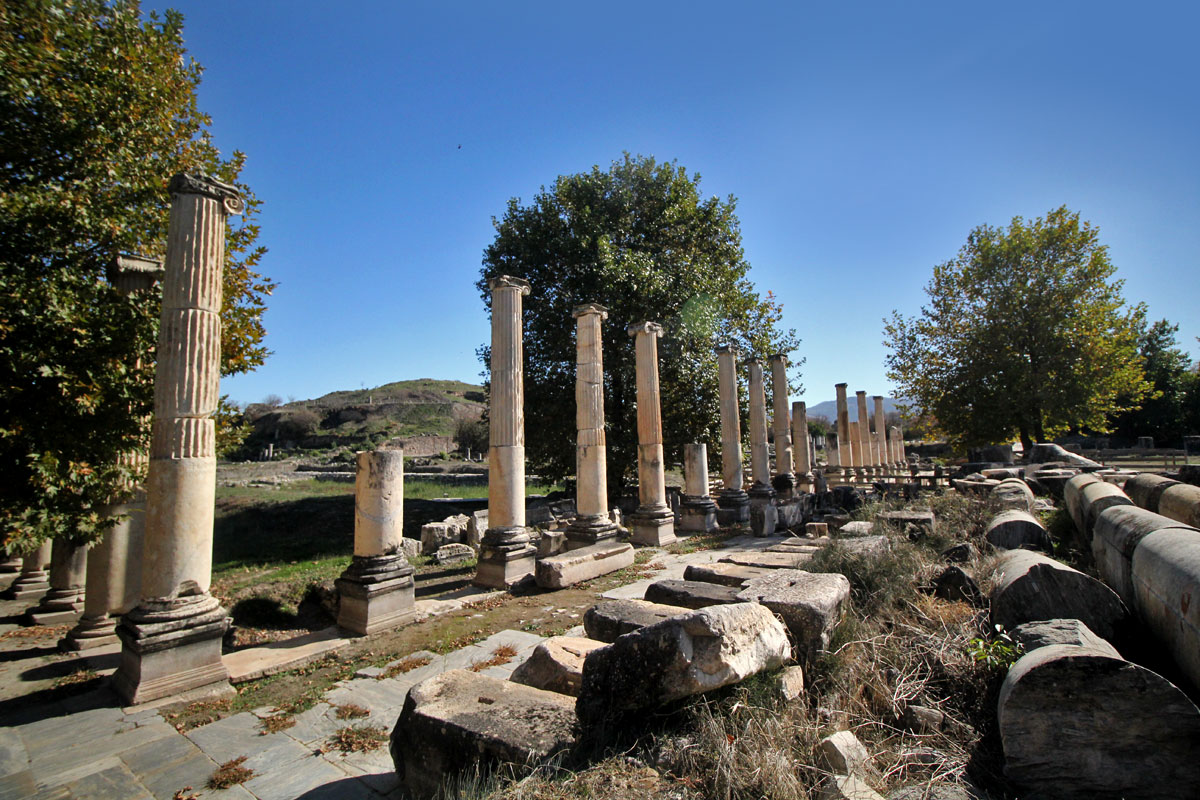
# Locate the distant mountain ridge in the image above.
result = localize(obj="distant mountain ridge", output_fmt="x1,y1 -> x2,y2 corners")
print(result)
805,397 -> 909,422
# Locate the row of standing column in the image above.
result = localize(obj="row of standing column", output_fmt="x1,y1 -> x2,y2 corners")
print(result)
833,383 -> 906,481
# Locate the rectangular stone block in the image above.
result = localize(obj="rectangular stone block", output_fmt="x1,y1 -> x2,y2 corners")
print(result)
534,542 -> 634,589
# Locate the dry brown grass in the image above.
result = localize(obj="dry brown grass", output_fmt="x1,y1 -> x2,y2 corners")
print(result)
470,644 -> 518,672
334,703 -> 370,719
258,714 -> 296,735
329,724 -> 388,753
380,653 -> 433,679
207,756 -> 254,789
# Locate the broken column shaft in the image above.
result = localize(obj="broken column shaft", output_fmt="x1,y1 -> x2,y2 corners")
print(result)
769,354 -> 794,496
856,391 -> 872,480
835,383 -> 852,482
627,321 -> 676,546
680,443 -> 719,533
873,396 -> 888,479
746,358 -> 777,535
792,401 -> 813,492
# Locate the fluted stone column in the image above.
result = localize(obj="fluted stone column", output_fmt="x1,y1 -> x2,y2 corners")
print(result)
565,305 -> 620,550
769,354 -> 794,496
627,321 -> 676,546
66,256 -> 161,650
856,391 -> 872,480
792,401 -> 813,492
336,449 -> 415,634
6,541 -> 52,602
745,358 -> 777,536
848,420 -> 862,483
679,444 -> 719,533
835,384 -> 852,481
28,538 -> 87,625
715,345 -> 750,525
113,173 -> 243,706
475,276 -> 537,588
872,396 -> 888,480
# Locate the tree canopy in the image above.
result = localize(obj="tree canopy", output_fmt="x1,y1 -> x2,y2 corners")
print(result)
884,206 -> 1148,452
477,153 -> 799,494
1,0 -> 274,551
1108,320 -> 1199,446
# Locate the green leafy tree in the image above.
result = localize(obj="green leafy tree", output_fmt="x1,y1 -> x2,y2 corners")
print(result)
884,206 -> 1148,453
477,154 -> 800,494
1,0 -> 274,552
1109,320 -> 1196,445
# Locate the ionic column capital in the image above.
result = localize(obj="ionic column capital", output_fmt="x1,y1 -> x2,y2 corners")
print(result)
768,353 -> 788,366
626,320 -> 663,338
489,274 -> 532,295
168,172 -> 244,215
572,302 -> 608,320
716,343 -> 738,358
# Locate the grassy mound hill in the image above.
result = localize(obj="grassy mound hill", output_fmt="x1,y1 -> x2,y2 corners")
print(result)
239,378 -> 486,460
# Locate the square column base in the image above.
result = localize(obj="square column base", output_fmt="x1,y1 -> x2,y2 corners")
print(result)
564,515 -> 620,551
749,485 -> 778,537
336,555 -> 416,636
6,580 -> 49,602
716,489 -> 751,527
629,507 -> 676,547
474,544 -> 537,589
63,614 -> 119,651
112,598 -> 230,707
679,497 -> 719,534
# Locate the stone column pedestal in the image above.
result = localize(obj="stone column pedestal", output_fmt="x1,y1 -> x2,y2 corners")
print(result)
65,494 -> 146,649
475,276 -> 536,588
769,354 -> 794,498
565,305 -> 620,550
29,539 -> 87,626
715,345 -> 750,526
679,444 -> 719,533
337,450 -> 415,634
6,541 -> 52,602
628,322 -> 675,546
0,556 -> 20,574
745,358 -> 777,536
113,173 -> 243,706
792,401 -> 814,492
835,383 -> 852,483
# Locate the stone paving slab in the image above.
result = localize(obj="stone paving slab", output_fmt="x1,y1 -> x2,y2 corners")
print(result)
225,626 -> 351,684
63,763 -> 152,800
242,753 -> 350,800
601,535 -> 777,600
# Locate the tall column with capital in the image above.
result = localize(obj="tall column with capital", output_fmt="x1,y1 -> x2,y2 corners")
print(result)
872,396 -> 888,480
745,358 -> 777,535
835,383 -> 852,481
679,444 -> 719,533
66,256 -> 161,650
792,401 -> 813,492
113,174 -> 243,705
715,345 -> 750,525
564,304 -> 620,550
475,276 -> 537,587
855,391 -> 872,480
336,449 -> 415,634
627,321 -> 676,546
769,354 -> 794,496
848,420 -> 862,482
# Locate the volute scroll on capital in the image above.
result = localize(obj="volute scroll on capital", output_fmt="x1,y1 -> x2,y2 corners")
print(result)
168,172 -> 245,215
571,302 -> 609,320
488,274 -> 532,295
715,343 -> 738,357
768,353 -> 789,365
626,320 -> 663,338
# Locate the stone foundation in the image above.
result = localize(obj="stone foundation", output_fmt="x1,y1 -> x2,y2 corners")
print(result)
336,554 -> 416,635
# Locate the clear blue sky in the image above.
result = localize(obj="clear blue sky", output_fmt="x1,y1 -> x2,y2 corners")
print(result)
154,0 -> 1200,408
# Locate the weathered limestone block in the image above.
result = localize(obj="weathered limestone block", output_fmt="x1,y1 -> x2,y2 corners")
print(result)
645,579 -> 742,609
737,570 -> 850,658
510,636 -> 607,696
991,479 -> 1035,512
806,522 -> 829,537
465,509 -> 489,550
720,550 -> 815,570
583,598 -> 685,642
1132,528 -> 1200,690
990,550 -> 1129,642
837,536 -> 891,559
435,543 -> 475,565
776,664 -> 805,701
839,521 -> 874,537
1010,618 -> 1119,654
390,669 -> 578,798
683,562 -> 774,587
931,566 -> 983,606
875,510 -> 935,537
1026,442 -> 1102,468
576,603 -> 790,725
1125,472 -> 1179,513
819,730 -> 871,776
534,541 -> 634,589
1093,505 -> 1194,606
536,530 -> 565,557
984,510 -> 1052,552
998,643 -> 1200,799
1159,483 -> 1200,528
420,522 -> 459,555
818,775 -> 886,800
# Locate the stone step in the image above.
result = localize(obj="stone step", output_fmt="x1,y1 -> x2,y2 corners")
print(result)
534,541 -> 634,589
682,562 -> 774,587
719,550 -> 815,570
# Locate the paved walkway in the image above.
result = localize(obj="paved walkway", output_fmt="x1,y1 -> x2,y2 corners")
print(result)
0,534 -> 779,799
